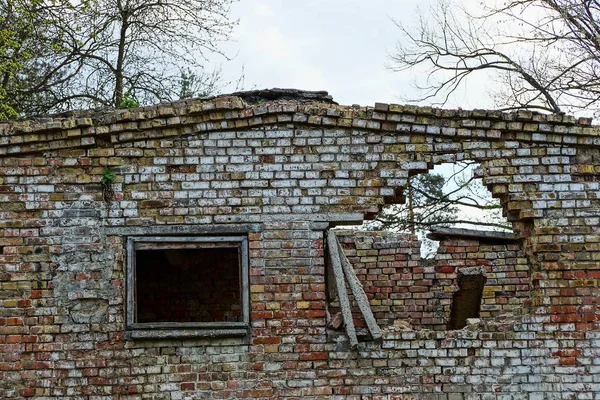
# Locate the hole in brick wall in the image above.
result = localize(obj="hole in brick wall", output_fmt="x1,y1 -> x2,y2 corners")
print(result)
334,159 -> 528,332
365,161 -> 511,257
447,267 -> 487,330
330,229 -> 529,332
135,245 -> 242,323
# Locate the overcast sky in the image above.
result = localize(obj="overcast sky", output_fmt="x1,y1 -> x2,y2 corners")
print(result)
214,0 -> 490,109
209,1 -> 505,236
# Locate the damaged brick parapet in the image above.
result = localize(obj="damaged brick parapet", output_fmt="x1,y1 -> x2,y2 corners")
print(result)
1,90 -> 600,398
1,91 -> 599,157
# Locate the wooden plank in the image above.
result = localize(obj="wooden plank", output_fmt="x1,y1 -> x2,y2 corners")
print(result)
327,230 -> 358,348
135,241 -> 240,251
131,235 -> 247,245
129,321 -> 248,330
126,237 -> 136,329
126,328 -> 249,340
335,238 -> 382,340
240,236 -> 250,326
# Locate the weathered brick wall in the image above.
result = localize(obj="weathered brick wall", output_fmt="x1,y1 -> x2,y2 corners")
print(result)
332,231 -> 429,329
332,230 -> 530,331
431,230 -> 531,324
0,93 -> 599,398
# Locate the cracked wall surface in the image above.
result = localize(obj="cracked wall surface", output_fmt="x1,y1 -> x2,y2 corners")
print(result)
0,90 -> 599,399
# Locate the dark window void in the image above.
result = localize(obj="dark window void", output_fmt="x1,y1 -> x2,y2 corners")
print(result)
135,245 -> 241,324
447,267 -> 486,330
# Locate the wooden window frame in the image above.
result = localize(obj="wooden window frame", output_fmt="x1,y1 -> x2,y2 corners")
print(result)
125,235 -> 250,340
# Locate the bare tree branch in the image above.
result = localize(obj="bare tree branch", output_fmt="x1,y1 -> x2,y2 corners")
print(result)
367,162 -> 510,238
0,0 -> 237,117
391,0 -> 600,117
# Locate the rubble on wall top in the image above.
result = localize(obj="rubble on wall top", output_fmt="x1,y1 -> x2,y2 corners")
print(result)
0,87 -> 594,129
224,88 -> 336,105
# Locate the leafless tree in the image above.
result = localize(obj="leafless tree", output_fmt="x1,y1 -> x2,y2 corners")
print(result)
70,0 -> 237,109
369,162 -> 509,234
391,0 -> 600,116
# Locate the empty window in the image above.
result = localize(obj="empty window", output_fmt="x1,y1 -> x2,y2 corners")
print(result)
125,236 -> 249,339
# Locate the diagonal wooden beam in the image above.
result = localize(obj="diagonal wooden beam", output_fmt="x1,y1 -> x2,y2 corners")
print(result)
327,230 -> 358,348
335,239 -> 382,340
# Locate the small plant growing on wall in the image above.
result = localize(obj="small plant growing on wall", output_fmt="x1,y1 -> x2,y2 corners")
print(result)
119,91 -> 139,109
101,167 -> 115,202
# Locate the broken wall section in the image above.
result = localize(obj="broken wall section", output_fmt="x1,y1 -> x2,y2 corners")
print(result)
430,228 -> 530,325
330,231 -> 426,330
330,229 -> 530,331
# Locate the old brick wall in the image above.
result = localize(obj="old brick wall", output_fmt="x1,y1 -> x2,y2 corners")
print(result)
332,229 -> 529,331
332,231 -> 429,329
0,93 -> 599,398
432,230 -> 530,322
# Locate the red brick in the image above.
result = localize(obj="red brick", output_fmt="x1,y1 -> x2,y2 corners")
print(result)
19,388 -> 35,397
6,335 -> 22,344
299,352 -> 328,361
180,383 -> 195,391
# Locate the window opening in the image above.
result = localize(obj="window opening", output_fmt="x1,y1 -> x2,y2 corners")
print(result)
126,236 -> 249,339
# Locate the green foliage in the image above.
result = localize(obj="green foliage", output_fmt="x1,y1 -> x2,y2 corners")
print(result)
0,88 -> 18,120
100,167 -> 115,184
0,0 -> 92,118
118,92 -> 139,109
179,69 -> 196,99
100,166 -> 115,202
178,67 -> 222,100
0,0 -> 233,117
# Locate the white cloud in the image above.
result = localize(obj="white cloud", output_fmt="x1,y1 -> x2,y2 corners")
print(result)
253,2 -> 275,17
214,0 -> 496,108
